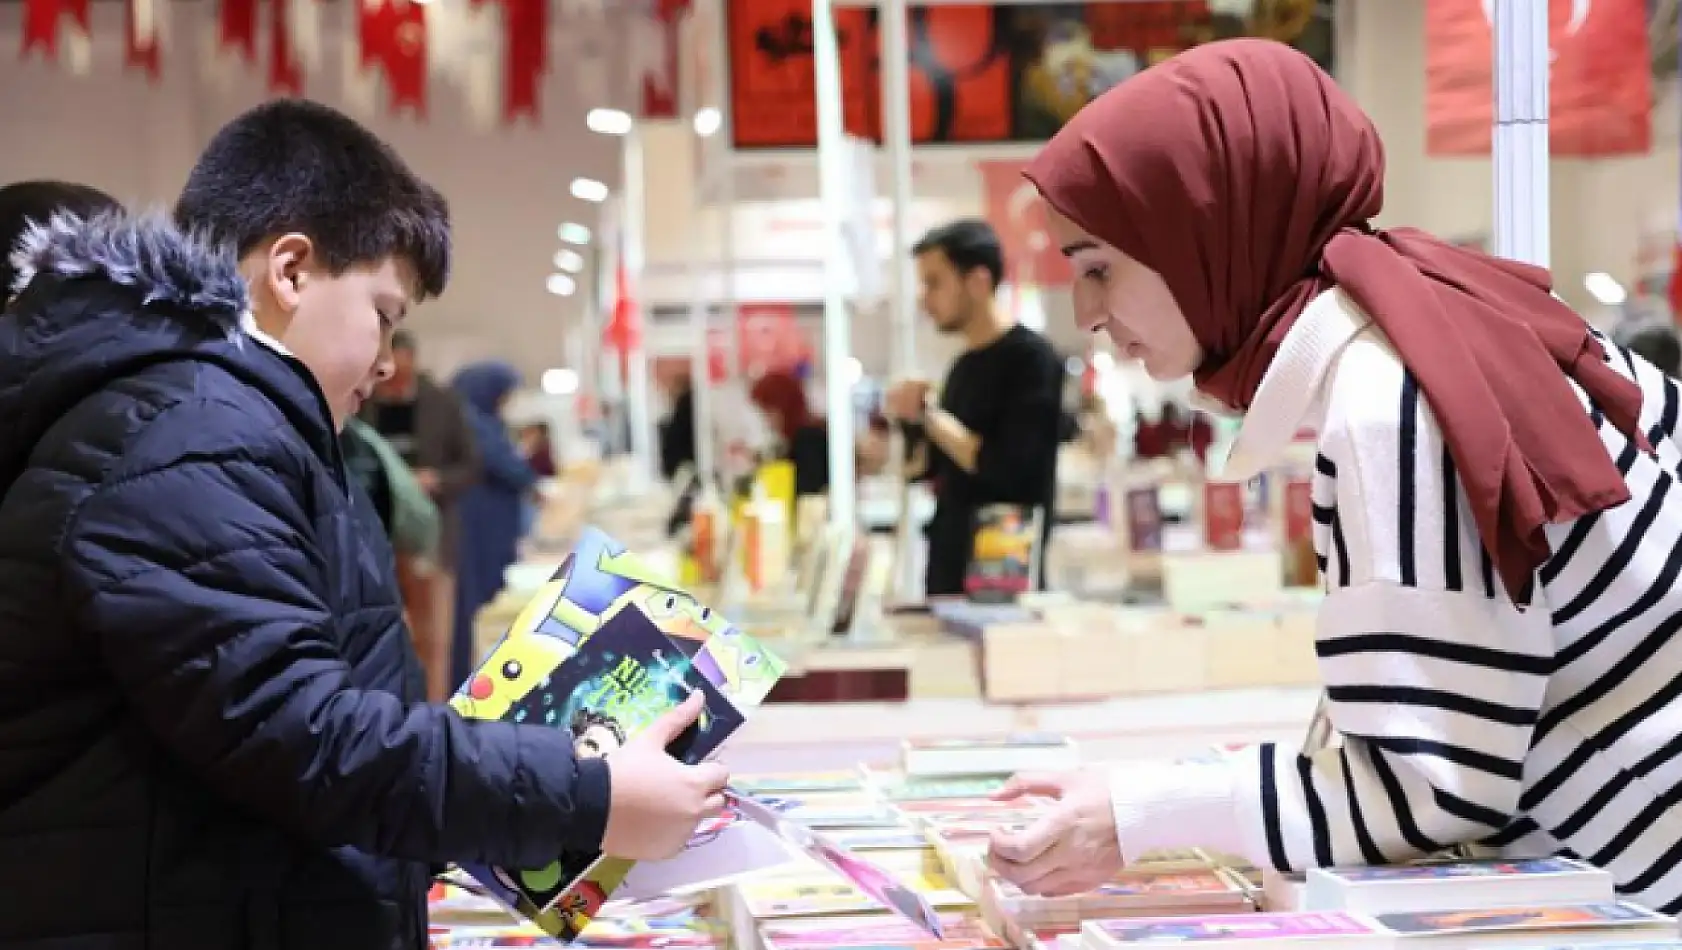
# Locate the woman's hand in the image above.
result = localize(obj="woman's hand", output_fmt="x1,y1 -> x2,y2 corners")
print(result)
987,768 -> 1124,896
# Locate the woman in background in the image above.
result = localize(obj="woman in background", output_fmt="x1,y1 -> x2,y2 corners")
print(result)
1,179 -> 122,304
450,361 -> 540,686
750,370 -> 830,498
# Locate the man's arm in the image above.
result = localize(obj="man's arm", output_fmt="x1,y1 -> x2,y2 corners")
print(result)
62,409 -> 606,868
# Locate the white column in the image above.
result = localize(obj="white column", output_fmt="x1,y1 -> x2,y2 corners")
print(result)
621,131 -> 655,492
687,172 -> 717,489
1490,0 -> 1550,268
813,0 -> 858,529
880,0 -> 917,375
879,0 -> 922,600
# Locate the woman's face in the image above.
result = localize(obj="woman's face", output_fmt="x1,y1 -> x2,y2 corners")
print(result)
1044,203 -> 1204,382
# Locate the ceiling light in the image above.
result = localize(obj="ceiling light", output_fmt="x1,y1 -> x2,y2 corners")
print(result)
557,222 -> 591,245
553,248 -> 585,273
571,177 -> 608,203
541,367 -> 580,396
546,273 -> 577,297
693,107 -> 722,138
1584,271 -> 1627,307
586,108 -> 633,135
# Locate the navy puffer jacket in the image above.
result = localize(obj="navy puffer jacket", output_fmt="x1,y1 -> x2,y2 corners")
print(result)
0,213 -> 609,950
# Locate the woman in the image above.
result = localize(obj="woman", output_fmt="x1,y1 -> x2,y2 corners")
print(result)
988,39 -> 1682,913
750,370 -> 829,497
1,179 -> 122,303
450,361 -> 541,686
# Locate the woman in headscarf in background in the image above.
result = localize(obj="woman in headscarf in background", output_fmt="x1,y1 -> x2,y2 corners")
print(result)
987,39 -> 1682,913
749,370 -> 829,498
450,361 -> 540,686
1,179 -> 122,305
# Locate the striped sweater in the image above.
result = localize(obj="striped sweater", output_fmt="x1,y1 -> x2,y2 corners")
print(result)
1111,288 -> 1682,912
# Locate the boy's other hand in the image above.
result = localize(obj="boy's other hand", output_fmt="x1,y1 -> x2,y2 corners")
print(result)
600,692 -> 729,860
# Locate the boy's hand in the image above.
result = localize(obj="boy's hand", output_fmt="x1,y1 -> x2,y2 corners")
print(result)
600,692 -> 729,860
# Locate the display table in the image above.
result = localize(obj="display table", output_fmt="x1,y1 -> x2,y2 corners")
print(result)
724,686 -> 1322,773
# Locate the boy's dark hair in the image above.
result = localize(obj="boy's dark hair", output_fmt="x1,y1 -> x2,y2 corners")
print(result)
175,99 -> 450,301
0,179 -> 123,296
913,218 -> 1005,291
1614,318 -> 1682,379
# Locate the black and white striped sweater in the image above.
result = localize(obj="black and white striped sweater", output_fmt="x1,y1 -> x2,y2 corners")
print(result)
1109,288 -> 1682,912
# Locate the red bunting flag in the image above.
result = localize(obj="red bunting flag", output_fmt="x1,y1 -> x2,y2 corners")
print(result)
359,0 -> 428,116
20,0 -> 90,62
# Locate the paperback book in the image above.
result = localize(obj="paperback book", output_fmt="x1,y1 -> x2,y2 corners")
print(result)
447,526 -> 787,941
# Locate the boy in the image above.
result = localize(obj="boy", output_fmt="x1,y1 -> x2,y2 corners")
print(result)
0,178 -> 122,303
0,100 -> 726,949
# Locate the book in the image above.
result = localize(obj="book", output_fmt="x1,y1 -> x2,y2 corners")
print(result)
902,734 -> 1079,778
731,791 -> 952,935
735,770 -> 867,796
1081,910 -> 1384,948
876,776 -> 1011,802
447,526 -> 787,941
1370,902 -> 1674,944
460,607 -> 746,923
965,504 -> 1041,602
759,914 -> 1008,950
1303,857 -> 1614,915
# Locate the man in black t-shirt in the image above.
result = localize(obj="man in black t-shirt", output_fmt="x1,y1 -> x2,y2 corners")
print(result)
883,219 -> 1066,597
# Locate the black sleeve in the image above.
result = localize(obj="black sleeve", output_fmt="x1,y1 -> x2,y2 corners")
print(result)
659,392 -> 697,480
61,407 -> 610,869
971,341 -> 1062,499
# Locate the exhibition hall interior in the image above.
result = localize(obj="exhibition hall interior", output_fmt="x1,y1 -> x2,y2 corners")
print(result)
7,0 -> 1682,947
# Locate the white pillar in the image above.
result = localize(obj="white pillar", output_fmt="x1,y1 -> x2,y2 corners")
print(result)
1490,0 -> 1550,268
880,0 -> 917,375
621,131 -> 655,492
813,0 -> 858,529
687,173 -> 716,490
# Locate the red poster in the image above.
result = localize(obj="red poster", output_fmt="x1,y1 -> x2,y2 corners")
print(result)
1203,481 -> 1245,552
1426,0 -> 1651,157
979,160 -> 1072,288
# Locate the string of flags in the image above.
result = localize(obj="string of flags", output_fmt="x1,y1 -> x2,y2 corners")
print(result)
14,0 -> 689,127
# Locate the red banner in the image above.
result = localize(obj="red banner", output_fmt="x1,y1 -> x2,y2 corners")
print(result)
360,0 -> 428,116
268,0 -> 303,95
737,302 -> 813,380
639,0 -> 688,119
979,159 -> 1072,288
124,0 -> 160,77
21,0 -> 90,60
218,0 -> 258,60
1426,0 -> 1651,157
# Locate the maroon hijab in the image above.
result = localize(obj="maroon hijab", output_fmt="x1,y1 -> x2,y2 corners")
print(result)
1025,39 -> 1646,605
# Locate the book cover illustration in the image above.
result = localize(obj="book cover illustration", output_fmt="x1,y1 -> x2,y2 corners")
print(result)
1125,487 -> 1163,553
467,608 -> 745,924
879,777 -> 1009,802
1090,911 -> 1377,943
734,770 -> 866,796
731,791 -> 951,936
965,504 -> 1037,602
1327,856 -> 1583,883
823,828 -> 937,851
1373,902 -> 1666,936
1088,869 -> 1242,897
445,526 -> 785,942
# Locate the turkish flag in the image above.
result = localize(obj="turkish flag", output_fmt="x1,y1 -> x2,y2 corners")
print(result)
1426,0 -> 1651,157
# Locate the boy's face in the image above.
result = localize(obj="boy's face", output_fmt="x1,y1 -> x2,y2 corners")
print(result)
247,234 -> 414,430
573,723 -> 622,759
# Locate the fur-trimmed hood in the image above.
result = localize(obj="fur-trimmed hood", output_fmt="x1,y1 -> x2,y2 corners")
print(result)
0,212 -> 331,497
8,209 -> 248,320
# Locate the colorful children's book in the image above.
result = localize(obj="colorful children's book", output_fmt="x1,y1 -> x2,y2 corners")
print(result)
759,914 -> 1007,950
1370,901 -> 1674,940
447,526 -> 787,941
1304,856 -> 1613,915
731,792 -> 953,935
1082,910 -> 1382,946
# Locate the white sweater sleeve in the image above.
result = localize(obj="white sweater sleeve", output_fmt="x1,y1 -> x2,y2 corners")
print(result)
1110,369 -> 1555,871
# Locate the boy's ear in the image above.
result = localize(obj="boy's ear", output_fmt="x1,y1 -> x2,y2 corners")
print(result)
264,232 -> 315,314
